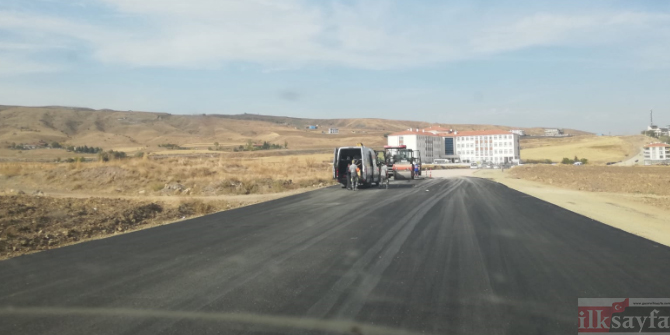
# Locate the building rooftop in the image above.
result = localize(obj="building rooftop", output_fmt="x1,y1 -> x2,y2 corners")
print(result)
644,143 -> 670,148
389,129 -> 515,137
451,130 -> 514,136
388,130 -> 442,137
421,126 -> 453,133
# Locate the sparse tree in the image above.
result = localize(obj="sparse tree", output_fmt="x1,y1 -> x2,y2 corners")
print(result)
642,130 -> 658,138
284,140 -> 288,149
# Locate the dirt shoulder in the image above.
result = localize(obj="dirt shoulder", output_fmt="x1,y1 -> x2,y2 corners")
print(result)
474,169 -> 670,247
0,186 -> 326,260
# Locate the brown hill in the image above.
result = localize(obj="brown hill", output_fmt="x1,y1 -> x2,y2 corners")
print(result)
0,105 -> 591,160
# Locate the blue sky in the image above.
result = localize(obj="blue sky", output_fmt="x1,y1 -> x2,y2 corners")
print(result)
0,0 -> 669,134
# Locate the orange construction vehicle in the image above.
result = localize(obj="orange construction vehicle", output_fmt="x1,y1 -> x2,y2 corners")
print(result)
384,145 -> 421,180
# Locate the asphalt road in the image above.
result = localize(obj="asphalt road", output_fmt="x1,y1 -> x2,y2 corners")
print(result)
1,177 -> 670,335
615,146 -> 644,166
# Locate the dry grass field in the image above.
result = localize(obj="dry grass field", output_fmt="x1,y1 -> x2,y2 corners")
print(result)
0,152 -> 335,259
508,165 -> 670,211
520,135 -> 648,164
509,165 -> 670,195
0,153 -> 335,197
520,135 -> 649,164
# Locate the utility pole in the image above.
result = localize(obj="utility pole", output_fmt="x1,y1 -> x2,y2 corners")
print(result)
650,109 -> 654,126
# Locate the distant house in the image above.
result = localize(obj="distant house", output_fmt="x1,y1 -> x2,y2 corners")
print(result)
328,128 -> 339,134
544,128 -> 563,136
647,125 -> 669,137
510,129 -> 525,136
644,143 -> 670,165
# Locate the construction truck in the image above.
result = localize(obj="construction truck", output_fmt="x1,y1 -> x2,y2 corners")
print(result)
384,145 -> 421,180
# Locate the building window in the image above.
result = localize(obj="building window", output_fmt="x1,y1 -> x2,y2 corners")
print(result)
445,137 -> 454,155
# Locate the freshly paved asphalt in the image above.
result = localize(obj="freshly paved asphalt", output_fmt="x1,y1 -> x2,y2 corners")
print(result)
1,177 -> 670,335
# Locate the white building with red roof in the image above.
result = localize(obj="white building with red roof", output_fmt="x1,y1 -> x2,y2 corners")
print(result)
387,127 -> 521,164
643,143 -> 670,165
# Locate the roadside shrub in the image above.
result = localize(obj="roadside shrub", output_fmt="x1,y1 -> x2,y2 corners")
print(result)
158,143 -> 181,150
99,150 -> 127,162
178,200 -> 216,216
66,145 -> 102,154
523,159 -> 554,164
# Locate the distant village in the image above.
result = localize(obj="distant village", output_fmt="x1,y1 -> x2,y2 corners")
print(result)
641,110 -> 670,165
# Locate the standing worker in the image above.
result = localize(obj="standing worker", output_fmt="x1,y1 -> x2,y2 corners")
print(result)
380,163 -> 389,189
346,162 -> 352,190
349,159 -> 359,191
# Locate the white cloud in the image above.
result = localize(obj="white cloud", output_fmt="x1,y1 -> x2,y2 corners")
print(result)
0,54 -> 64,75
0,1 -> 668,72
471,12 -> 670,53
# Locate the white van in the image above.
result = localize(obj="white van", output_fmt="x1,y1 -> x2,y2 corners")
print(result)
470,163 -> 478,169
333,146 -> 382,187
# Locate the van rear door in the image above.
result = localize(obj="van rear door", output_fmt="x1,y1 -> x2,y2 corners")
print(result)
332,148 -> 338,179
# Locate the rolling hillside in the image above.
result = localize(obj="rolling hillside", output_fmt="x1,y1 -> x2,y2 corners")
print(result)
0,105 -> 591,161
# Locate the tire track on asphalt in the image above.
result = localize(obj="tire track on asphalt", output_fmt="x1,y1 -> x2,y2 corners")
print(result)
304,179 -> 464,320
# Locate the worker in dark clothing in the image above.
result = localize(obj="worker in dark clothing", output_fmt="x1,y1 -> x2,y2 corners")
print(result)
346,163 -> 352,190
